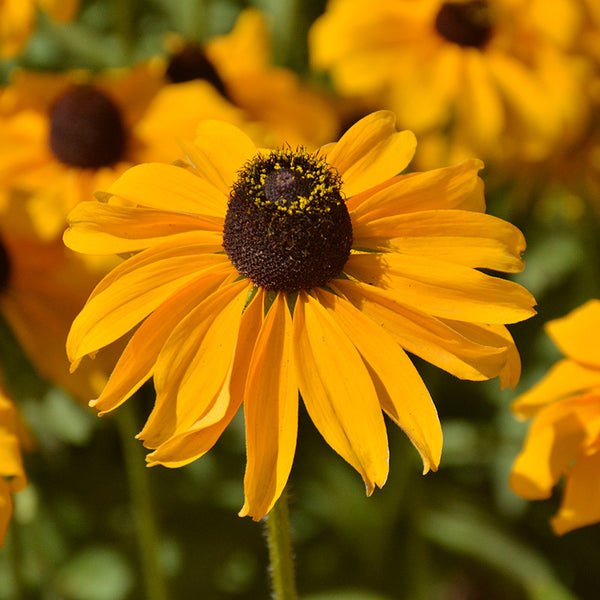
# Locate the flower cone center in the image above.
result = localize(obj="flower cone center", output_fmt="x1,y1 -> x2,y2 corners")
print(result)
49,85 -> 126,168
435,1 -> 492,48
223,149 -> 353,292
166,44 -> 230,99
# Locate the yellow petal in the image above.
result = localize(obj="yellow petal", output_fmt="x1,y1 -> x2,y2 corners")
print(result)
37,0 -> 79,21
139,279 -> 250,447
347,159 -> 485,219
188,120 -> 257,195
325,111 -> 416,197
546,300 -> 600,368
512,359 -> 600,419
314,289 -> 441,473
91,272 -> 236,415
239,292 -> 298,520
107,163 -> 227,217
458,51 -> 504,151
510,395 -> 600,500
146,288 -> 265,467
353,209 -> 525,273
332,279 -> 509,381
65,201 -> 223,255
67,240 -> 230,364
344,253 -> 536,324
293,291 -> 389,494
441,321 -> 521,390
551,450 -> 600,535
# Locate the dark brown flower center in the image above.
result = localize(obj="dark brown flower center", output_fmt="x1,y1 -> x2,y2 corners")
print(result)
166,44 -> 230,99
48,85 -> 126,168
223,149 -> 353,292
435,1 -> 493,49
0,237 -> 11,293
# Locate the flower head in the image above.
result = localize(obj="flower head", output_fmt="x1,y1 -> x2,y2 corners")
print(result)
66,111 -> 536,520
310,0 -> 590,167
511,299 -> 600,535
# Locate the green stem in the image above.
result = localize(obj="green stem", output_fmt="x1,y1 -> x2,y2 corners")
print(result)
5,521 -> 24,600
116,402 -> 169,600
264,489 -> 298,600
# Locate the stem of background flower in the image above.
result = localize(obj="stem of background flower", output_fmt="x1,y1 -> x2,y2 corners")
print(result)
264,489 -> 298,600
116,401 -> 169,600
6,523 -> 24,600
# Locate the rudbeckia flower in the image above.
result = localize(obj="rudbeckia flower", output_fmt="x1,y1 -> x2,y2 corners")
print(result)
203,8 -> 340,148
310,0 -> 590,167
0,0 -> 79,57
0,386 -> 27,546
65,111 -> 536,520
0,63 -> 258,241
511,300 -> 600,535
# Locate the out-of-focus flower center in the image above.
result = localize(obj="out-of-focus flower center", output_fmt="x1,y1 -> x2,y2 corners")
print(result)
48,85 -> 126,168
434,0 -> 493,48
223,149 -> 353,292
166,44 -> 230,99
0,238 -> 11,293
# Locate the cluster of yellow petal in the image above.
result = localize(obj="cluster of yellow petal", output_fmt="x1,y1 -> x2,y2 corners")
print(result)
511,300 -> 600,535
310,0 -> 593,170
65,112 -> 536,520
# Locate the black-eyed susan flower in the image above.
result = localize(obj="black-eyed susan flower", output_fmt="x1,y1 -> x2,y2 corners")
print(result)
511,300 -> 600,535
65,111 -> 536,520
310,0 -> 590,168
0,385 -> 27,546
0,0 -> 79,57
0,63 -> 260,241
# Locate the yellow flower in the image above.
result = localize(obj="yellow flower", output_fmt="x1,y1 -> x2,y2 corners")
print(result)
511,300 -> 600,535
0,385 -> 27,546
66,111 -> 536,520
0,64 -> 258,241
310,0 -> 590,167
0,0 -> 79,57
204,8 -> 340,148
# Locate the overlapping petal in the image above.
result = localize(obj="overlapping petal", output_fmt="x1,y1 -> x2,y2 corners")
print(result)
294,291 -> 389,493
325,111 -> 417,197
240,292 -> 298,520
344,253 -> 536,324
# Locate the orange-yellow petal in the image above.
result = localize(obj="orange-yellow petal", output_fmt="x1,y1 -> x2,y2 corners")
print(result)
146,288 -> 265,468
139,279 -> 250,447
239,292 -> 298,520
293,291 -> 389,494
347,158 -> 485,218
332,279 -> 510,382
187,120 -> 257,195
352,209 -> 525,273
551,450 -> 600,535
314,288 -> 441,473
65,200 -> 223,255
325,111 -> 416,197
510,395 -> 600,500
344,253 -> 536,324
512,359 -> 600,419
106,163 -> 227,218
546,300 -> 600,368
91,272 -> 236,415
67,238 -> 230,365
